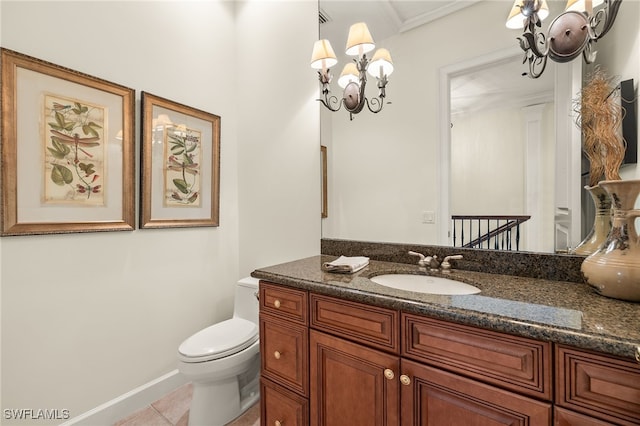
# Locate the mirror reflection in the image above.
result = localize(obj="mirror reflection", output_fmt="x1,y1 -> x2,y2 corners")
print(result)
319,0 -> 639,254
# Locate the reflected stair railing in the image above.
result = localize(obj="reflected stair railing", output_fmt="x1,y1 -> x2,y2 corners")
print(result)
451,215 -> 531,251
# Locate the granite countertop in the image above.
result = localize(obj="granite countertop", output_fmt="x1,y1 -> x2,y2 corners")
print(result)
252,255 -> 640,361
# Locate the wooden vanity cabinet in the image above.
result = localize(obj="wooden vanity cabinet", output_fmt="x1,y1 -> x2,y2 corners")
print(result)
259,281 -> 638,426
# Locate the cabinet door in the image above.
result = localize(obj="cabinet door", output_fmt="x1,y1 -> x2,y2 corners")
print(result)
310,330 -> 399,426
400,359 -> 551,426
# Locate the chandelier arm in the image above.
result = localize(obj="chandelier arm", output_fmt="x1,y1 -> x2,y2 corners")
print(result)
527,53 -> 548,79
365,97 -> 385,114
318,94 -> 344,112
519,29 -> 548,60
591,0 -> 623,40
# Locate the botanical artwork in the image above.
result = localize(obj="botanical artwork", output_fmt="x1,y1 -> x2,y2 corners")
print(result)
43,94 -> 106,206
163,125 -> 202,207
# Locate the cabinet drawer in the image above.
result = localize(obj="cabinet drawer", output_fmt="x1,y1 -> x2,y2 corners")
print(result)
310,293 -> 399,353
260,315 -> 309,396
555,345 -> 640,425
261,377 -> 309,426
260,281 -> 308,325
402,314 -> 551,400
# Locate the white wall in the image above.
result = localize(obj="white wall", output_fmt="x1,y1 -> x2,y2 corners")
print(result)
0,0 -> 319,424
236,0 -> 320,277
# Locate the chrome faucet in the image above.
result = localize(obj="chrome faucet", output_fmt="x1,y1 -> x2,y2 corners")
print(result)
408,251 -> 440,271
408,251 -> 463,273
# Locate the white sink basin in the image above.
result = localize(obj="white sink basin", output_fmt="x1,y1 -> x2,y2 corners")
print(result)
370,274 -> 481,295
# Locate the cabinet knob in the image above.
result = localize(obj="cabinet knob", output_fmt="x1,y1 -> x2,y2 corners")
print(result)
274,351 -> 282,360
384,369 -> 395,380
275,421 -> 282,426
274,299 -> 281,308
400,374 -> 411,386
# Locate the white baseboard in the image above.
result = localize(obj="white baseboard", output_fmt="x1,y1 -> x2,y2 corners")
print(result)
60,370 -> 189,426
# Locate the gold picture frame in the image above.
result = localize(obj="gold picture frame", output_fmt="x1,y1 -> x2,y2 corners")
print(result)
321,145 -> 328,218
140,92 -> 220,229
1,48 -> 135,236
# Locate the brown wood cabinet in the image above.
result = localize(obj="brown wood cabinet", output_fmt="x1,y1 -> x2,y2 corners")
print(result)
259,280 -> 640,426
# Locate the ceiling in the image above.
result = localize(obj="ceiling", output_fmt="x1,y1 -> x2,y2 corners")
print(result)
319,0 -> 483,41
319,0 -> 556,115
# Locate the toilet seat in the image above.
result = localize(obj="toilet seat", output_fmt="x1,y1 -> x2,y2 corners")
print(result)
178,318 -> 258,363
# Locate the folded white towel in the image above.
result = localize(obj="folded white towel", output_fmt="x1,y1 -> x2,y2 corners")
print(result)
322,256 -> 370,274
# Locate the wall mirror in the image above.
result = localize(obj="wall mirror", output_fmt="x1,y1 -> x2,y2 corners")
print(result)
319,0 -> 639,255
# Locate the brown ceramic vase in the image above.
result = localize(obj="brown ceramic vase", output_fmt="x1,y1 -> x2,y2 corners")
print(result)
572,184 -> 612,256
581,179 -> 640,302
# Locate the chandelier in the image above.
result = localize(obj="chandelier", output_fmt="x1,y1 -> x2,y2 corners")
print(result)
506,0 -> 622,78
310,22 -> 394,120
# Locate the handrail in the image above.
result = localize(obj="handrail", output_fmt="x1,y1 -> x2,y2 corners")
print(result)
451,215 -> 531,251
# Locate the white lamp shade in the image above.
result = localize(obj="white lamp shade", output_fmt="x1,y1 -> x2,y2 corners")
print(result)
345,22 -> 375,56
338,63 -> 360,88
367,48 -> 394,78
311,39 -> 338,70
506,0 -> 549,29
565,0 -> 604,12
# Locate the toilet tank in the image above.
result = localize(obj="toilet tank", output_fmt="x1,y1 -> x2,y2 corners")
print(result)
234,277 -> 260,324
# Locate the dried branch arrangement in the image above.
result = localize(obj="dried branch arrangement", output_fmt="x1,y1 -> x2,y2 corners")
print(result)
574,68 -> 625,187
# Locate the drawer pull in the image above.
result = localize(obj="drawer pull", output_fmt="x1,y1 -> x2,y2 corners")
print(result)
384,368 -> 395,380
400,374 -> 411,386
274,350 -> 282,360
274,299 -> 281,308
636,346 -> 640,363
275,421 -> 282,426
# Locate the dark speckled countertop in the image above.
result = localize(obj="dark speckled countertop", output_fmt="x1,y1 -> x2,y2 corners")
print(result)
252,255 -> 640,361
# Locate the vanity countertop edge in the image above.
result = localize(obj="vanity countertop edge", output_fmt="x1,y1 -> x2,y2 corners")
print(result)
252,255 -> 640,361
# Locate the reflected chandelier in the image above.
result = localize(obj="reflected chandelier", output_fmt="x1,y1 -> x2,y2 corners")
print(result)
310,22 -> 394,120
506,0 -> 622,78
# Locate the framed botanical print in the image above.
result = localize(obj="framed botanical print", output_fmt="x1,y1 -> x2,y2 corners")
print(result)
140,92 -> 220,228
0,48 -> 135,235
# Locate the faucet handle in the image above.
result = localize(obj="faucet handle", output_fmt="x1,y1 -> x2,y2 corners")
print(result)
441,255 -> 463,273
408,251 -> 428,267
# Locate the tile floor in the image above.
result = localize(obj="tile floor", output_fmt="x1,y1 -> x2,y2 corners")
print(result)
113,383 -> 260,426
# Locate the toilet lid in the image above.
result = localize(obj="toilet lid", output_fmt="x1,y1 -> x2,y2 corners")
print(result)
178,318 -> 258,362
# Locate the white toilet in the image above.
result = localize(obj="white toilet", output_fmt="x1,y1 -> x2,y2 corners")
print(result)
178,277 -> 260,426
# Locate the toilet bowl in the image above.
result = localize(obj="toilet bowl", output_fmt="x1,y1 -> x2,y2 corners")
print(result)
178,277 -> 260,426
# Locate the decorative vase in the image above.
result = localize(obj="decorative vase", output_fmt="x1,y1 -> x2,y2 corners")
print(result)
572,185 -> 612,256
581,179 -> 640,302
